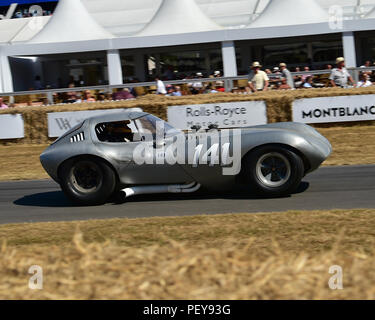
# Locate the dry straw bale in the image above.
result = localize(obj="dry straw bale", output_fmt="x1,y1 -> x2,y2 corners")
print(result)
1,231 -> 375,300
1,209 -> 375,299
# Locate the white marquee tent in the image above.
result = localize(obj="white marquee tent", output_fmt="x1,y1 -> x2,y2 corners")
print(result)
82,0 -> 162,37
366,6 -> 375,18
0,0 -> 375,93
29,0 -> 113,43
250,0 -> 328,28
0,0 -> 374,44
0,16 -> 50,44
137,0 -> 222,36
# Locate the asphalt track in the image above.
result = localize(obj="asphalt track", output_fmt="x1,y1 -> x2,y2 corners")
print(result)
0,165 -> 374,225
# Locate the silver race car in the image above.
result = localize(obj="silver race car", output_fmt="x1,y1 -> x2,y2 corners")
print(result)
40,111 -> 332,205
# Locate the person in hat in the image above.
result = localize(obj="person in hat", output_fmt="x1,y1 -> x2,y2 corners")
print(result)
272,67 -> 281,74
279,63 -> 295,89
213,70 -> 224,87
329,57 -> 356,88
247,62 -> 269,93
192,72 -> 204,93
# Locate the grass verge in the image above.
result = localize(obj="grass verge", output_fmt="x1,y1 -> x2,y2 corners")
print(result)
0,209 -> 375,299
0,125 -> 374,181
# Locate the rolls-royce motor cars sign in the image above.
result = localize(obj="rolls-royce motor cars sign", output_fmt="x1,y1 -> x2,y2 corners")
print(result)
293,95 -> 375,124
167,101 -> 268,130
47,108 -> 142,138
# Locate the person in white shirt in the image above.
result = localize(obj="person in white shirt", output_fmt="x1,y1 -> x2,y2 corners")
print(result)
357,73 -> 373,88
247,62 -> 269,93
329,57 -> 356,88
155,76 -> 167,95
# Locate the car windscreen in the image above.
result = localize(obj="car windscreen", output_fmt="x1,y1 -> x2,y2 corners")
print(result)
135,115 -> 181,138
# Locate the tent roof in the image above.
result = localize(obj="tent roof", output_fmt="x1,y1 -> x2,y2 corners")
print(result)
0,0 -> 374,46
250,0 -> 328,28
137,0 -> 222,37
81,0 -> 163,37
0,18 -> 29,44
12,16 -> 51,43
81,0 -> 265,36
29,0 -> 113,43
366,7 -> 375,18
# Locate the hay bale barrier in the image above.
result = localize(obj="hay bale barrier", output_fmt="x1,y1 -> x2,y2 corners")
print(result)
1,87 -> 375,145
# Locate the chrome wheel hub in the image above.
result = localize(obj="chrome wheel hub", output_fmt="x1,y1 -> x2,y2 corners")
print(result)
70,161 -> 102,193
255,152 -> 291,188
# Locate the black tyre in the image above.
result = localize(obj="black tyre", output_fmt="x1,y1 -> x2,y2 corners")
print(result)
59,157 -> 116,206
243,146 -> 304,196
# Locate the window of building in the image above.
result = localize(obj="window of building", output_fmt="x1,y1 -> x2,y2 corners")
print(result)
312,40 -> 343,66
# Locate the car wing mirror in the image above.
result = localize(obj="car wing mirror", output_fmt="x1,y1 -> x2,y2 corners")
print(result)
133,133 -> 142,142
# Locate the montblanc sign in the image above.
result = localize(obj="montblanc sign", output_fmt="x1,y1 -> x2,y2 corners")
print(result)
293,95 -> 375,124
167,101 -> 268,130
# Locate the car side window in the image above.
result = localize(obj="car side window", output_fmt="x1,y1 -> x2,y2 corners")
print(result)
95,120 -> 140,143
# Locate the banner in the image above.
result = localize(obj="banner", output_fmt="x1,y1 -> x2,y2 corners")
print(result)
48,108 -> 143,138
167,101 -> 268,130
293,95 -> 375,124
0,114 -> 24,139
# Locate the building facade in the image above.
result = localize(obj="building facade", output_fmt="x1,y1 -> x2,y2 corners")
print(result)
0,0 -> 374,92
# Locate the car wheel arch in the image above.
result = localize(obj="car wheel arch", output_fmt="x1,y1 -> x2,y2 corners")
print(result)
57,154 -> 120,186
240,143 -> 310,176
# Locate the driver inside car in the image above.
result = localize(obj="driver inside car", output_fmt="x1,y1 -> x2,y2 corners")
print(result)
106,121 -> 134,143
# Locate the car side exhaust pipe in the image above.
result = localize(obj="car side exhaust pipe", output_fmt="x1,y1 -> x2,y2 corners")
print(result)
121,182 -> 201,199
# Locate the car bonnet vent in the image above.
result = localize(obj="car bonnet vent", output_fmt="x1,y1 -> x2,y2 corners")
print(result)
70,132 -> 85,143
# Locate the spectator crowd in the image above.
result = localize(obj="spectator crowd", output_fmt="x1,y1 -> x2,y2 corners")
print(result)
151,57 -> 375,97
1,56 -> 375,108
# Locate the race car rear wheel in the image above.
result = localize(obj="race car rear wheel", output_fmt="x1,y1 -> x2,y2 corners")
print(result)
60,157 -> 116,206
243,146 -> 304,196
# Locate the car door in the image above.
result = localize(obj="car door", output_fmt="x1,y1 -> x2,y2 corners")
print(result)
179,129 -> 239,190
121,115 -> 193,185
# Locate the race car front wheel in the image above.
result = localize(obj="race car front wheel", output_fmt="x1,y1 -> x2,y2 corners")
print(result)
59,157 -> 116,206
243,146 -> 304,196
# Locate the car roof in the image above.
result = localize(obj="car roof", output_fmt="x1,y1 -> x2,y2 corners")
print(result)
87,111 -> 149,124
